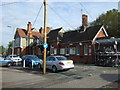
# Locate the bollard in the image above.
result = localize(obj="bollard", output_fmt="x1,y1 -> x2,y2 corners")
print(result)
32,60 -> 33,69
16,61 -> 18,66
23,60 -> 25,68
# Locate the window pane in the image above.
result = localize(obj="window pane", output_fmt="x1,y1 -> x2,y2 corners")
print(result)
50,45 -> 54,55
60,48 -> 65,54
70,48 -> 75,54
54,48 -> 57,54
88,45 -> 92,55
84,44 -> 88,55
76,46 -> 80,55
65,47 -> 69,55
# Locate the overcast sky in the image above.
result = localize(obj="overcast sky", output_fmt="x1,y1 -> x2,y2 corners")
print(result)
0,0 -> 119,47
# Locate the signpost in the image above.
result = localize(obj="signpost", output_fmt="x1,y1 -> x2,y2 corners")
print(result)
43,43 -> 48,48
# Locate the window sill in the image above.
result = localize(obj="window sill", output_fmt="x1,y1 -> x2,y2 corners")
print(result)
65,54 -> 70,56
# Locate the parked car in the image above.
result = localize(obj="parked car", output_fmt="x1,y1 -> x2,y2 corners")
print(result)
6,55 -> 22,63
21,55 -> 43,68
0,56 -> 14,67
45,56 -> 74,72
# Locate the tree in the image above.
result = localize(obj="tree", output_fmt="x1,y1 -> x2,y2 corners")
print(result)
0,46 -> 6,55
8,41 -> 12,49
90,9 -> 120,37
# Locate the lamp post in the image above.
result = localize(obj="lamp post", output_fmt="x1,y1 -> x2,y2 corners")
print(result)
7,25 -> 15,58
114,41 -> 118,66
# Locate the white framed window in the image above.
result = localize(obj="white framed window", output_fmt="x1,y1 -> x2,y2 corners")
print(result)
88,45 -> 92,56
70,47 -> 75,54
17,48 -> 20,55
60,48 -> 65,54
65,46 -> 70,55
54,48 -> 57,55
84,44 -> 88,56
50,45 -> 54,55
76,46 -> 80,55
14,38 -> 20,47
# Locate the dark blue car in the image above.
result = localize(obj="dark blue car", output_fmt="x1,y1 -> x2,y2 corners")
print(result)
21,55 -> 43,68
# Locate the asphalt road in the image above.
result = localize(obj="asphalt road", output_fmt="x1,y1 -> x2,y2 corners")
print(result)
1,64 -> 119,88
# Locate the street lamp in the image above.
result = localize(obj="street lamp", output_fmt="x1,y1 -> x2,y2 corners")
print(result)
114,40 -> 118,66
7,25 -> 15,58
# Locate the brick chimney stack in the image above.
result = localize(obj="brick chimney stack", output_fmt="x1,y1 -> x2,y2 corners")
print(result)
82,14 -> 88,31
39,27 -> 44,35
39,27 -> 50,35
27,22 -> 32,37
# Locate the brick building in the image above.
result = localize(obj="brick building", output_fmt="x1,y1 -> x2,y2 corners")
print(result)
48,14 -> 109,63
13,22 -> 50,58
9,14 -> 109,64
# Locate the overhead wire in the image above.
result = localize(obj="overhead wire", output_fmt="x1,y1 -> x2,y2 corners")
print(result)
0,2 -> 20,6
33,3 -> 43,27
79,2 -> 94,20
48,5 -> 76,30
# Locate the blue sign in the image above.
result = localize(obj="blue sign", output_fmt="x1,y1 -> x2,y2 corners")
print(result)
43,43 -> 48,48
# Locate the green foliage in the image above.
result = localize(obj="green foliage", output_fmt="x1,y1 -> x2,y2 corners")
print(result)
8,41 -> 12,49
0,46 -> 6,54
90,9 -> 120,37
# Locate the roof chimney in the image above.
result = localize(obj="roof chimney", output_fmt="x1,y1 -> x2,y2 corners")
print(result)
82,14 -> 88,31
27,22 -> 32,37
39,27 -> 44,35
39,27 -> 50,35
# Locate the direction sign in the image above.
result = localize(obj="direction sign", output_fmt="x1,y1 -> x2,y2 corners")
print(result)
43,43 -> 48,48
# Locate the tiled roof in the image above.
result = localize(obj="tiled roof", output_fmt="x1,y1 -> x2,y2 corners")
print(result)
17,28 -> 27,37
16,28 -> 42,38
61,25 -> 103,43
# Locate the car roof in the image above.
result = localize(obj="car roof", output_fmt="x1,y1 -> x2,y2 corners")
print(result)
9,55 -> 17,56
23,55 -> 36,56
48,56 -> 65,58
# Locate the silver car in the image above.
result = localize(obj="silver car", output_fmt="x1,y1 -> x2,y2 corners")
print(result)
0,56 -> 14,67
46,56 -> 74,72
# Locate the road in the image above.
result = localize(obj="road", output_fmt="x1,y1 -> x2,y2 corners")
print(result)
1,64 -> 119,88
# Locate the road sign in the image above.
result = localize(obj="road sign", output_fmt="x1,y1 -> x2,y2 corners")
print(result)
43,43 -> 48,48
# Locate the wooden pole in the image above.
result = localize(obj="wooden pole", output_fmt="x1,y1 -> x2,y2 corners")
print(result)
43,0 -> 47,74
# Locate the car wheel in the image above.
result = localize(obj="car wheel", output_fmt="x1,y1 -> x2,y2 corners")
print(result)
52,66 -> 57,73
38,64 -> 42,69
29,63 -> 32,68
7,63 -> 12,67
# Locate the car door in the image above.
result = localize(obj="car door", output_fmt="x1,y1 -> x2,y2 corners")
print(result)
48,57 -> 56,69
46,57 -> 51,69
23,56 -> 29,65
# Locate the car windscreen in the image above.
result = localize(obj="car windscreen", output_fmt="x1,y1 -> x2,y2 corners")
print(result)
0,57 -> 4,60
28,56 -> 39,59
56,57 -> 67,61
10,56 -> 19,58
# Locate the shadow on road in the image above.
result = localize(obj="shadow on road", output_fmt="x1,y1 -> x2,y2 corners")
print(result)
9,65 -> 53,75
100,74 -> 120,82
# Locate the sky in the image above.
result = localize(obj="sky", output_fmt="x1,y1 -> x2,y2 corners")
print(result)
0,0 -> 119,47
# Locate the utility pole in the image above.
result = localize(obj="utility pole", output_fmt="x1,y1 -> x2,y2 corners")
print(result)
43,0 -> 47,74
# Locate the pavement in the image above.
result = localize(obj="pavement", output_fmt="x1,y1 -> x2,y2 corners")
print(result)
1,64 -> 119,88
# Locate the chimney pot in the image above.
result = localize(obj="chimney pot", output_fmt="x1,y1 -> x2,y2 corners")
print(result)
82,14 -> 88,31
27,22 -> 32,37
